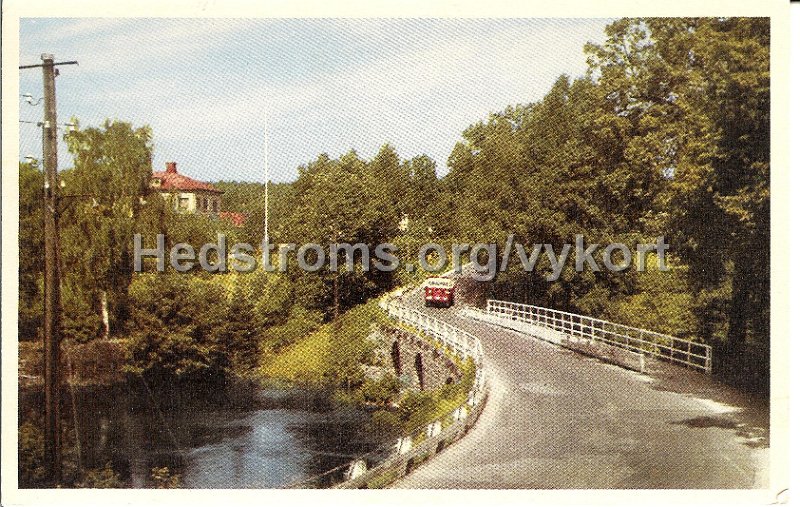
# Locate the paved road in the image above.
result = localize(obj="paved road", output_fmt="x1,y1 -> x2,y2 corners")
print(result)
393,284 -> 769,489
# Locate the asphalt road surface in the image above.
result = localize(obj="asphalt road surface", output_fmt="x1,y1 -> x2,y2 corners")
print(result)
393,283 -> 769,489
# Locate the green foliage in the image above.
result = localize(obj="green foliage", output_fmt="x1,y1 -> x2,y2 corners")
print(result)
263,304 -> 324,352
17,121 -> 447,387
260,323 -> 330,384
224,285 -> 261,372
150,466 -> 182,488
278,146 -> 444,320
18,420 -> 45,486
123,270 -> 296,378
281,151 -> 388,318
395,378 -> 470,434
261,301 -> 382,390
61,120 -> 157,335
15,18 -> 768,395
76,464 -> 125,488
368,409 -> 403,435
125,273 -> 230,378
585,18 -> 770,380
359,374 -> 404,405
19,413 -> 125,488
323,304 -> 384,389
445,18 -> 768,388
19,162 -> 44,340
369,357 -> 475,434
215,180 -> 292,246
60,284 -> 104,343
397,390 -> 439,431
166,212 -> 226,250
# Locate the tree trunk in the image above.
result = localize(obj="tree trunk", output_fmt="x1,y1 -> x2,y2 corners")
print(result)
333,273 -> 340,321
725,255 -> 750,375
101,291 -> 110,339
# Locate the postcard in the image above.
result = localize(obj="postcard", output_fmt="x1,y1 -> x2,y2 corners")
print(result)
2,1 -> 792,506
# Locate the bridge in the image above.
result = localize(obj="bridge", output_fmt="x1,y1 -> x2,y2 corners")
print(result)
301,272 -> 768,489
391,280 -> 769,489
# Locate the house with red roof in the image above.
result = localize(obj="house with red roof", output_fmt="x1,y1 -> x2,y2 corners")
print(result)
151,162 -> 224,214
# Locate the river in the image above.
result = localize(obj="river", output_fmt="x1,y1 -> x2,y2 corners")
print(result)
20,380 -> 389,488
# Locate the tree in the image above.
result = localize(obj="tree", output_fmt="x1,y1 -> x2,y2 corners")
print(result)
61,120 -> 158,336
213,180 -> 293,246
443,17 -> 768,389
660,18 -> 769,367
370,143 -> 408,224
404,155 -> 439,221
224,284 -> 260,372
586,18 -> 770,376
126,273 -> 230,379
282,149 -> 400,319
19,162 -> 45,340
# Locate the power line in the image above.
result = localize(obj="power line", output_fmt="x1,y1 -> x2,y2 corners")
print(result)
19,119 -> 77,130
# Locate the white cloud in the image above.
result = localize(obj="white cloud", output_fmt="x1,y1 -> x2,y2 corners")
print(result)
257,19 -> 609,176
18,18 -> 612,182
21,18 -> 262,75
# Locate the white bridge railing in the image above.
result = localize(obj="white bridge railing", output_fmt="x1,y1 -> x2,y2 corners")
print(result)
382,299 -> 484,363
286,298 -> 487,488
485,299 -> 712,373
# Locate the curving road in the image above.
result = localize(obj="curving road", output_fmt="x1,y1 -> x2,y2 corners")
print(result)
393,281 -> 769,489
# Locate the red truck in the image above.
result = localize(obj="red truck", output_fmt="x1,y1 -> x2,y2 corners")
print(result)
423,277 -> 455,308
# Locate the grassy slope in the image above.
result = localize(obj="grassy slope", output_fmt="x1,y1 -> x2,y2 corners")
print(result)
260,325 -> 332,383
259,301 -> 390,385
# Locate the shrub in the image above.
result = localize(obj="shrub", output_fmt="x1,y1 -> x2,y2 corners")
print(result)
150,466 -> 181,488
76,464 -> 124,488
18,420 -> 45,487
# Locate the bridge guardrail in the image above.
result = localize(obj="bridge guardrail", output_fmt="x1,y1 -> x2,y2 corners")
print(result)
484,299 -> 712,373
285,299 -> 487,489
381,299 -> 484,364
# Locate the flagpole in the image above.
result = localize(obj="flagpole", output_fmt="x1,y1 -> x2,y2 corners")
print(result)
264,113 -> 269,248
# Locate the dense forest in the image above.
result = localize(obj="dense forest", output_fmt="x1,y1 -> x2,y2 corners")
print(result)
19,17 -> 769,403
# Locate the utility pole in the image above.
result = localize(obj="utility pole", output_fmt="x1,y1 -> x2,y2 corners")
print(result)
20,53 -> 78,486
41,52 -> 62,486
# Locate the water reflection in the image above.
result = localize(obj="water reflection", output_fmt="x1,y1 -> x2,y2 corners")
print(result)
21,381 -> 387,488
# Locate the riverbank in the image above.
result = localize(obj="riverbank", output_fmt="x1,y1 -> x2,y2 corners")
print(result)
19,338 -> 129,390
17,296 -> 477,488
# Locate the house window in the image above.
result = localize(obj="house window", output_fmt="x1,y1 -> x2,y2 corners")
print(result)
199,196 -> 206,211
178,196 -> 190,210
212,199 -> 219,213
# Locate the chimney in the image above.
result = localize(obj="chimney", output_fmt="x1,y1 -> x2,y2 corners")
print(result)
166,161 -> 178,174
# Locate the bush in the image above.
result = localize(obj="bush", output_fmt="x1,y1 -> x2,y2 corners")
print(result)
19,420 -> 45,487
150,466 -> 181,488
61,287 -> 104,343
76,464 -> 124,488
360,374 -> 403,405
125,273 -> 225,378
369,409 -> 403,435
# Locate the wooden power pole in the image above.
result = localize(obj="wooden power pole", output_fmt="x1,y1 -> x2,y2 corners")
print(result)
41,52 -> 63,486
19,53 -> 78,486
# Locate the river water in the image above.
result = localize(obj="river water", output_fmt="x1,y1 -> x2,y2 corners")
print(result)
20,381 -> 387,488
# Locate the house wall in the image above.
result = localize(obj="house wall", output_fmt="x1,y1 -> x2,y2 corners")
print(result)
159,191 -> 221,214
194,191 -> 222,213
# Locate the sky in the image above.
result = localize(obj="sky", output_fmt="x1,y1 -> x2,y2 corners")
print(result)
19,18 -> 612,183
